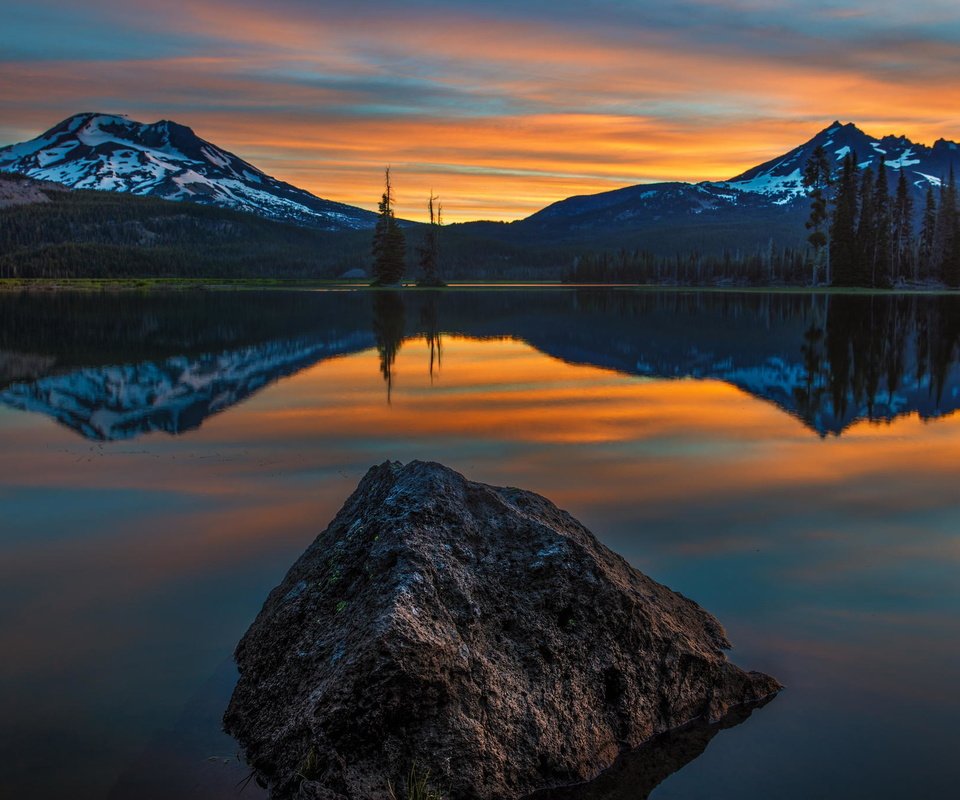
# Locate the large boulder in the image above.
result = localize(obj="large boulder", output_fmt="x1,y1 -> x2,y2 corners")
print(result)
225,461 -> 779,799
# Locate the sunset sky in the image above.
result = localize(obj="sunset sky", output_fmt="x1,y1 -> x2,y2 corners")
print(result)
4,0 -> 960,221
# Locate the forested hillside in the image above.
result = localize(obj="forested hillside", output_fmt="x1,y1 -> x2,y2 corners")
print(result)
0,174 -> 576,280
0,175 -> 371,278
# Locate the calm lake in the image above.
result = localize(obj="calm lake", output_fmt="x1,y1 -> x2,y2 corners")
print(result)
2,288 -> 959,799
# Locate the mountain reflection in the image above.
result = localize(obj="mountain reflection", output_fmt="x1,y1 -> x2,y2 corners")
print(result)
2,289 -> 960,440
0,336 -> 372,440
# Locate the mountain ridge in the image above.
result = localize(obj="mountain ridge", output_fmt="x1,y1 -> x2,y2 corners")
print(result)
519,121 -> 960,239
5,115 -> 960,271
4,116 -> 960,234
0,112 -> 377,231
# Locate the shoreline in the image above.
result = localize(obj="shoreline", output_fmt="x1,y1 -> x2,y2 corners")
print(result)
1,277 -> 958,295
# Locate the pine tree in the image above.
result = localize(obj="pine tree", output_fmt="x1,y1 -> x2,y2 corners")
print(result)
933,167 -> 956,281
945,179 -> 960,288
371,168 -> 406,286
829,152 -> 859,287
891,167 -> 914,283
802,144 -> 832,285
855,165 -> 876,286
919,186 -> 937,280
871,164 -> 892,288
416,193 -> 445,287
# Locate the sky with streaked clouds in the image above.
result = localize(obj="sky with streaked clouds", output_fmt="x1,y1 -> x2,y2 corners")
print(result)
3,0 -> 960,220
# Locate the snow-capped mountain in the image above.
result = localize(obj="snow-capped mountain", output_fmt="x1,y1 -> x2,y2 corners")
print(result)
521,121 -> 960,236
725,120 -> 958,199
0,113 -> 377,230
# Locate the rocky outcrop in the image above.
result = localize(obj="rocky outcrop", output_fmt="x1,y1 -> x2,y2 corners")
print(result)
0,172 -> 65,207
225,461 -> 779,799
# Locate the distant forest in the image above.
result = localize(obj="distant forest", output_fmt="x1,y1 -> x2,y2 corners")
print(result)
3,156 -> 960,286
0,176 -> 574,280
0,181 -> 368,279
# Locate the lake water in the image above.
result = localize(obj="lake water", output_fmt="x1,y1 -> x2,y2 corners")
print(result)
1,288 -> 958,799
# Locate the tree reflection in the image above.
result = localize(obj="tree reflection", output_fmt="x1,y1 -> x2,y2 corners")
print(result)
372,291 -> 406,403
420,293 -> 443,383
819,294 -> 960,434
794,320 -> 825,424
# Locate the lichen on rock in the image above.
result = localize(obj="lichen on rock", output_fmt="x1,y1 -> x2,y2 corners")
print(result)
224,460 -> 780,799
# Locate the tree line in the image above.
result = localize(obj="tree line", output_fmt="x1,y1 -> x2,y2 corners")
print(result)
0,171 -> 454,283
9,158 -> 960,288
803,145 -> 960,287
370,168 -> 445,287
562,244 -> 810,285
0,185 -> 368,279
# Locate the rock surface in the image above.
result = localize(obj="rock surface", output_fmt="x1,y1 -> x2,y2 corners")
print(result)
225,461 -> 779,799
0,172 -> 65,208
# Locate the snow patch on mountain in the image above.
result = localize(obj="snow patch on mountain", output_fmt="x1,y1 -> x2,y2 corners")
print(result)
916,172 -> 942,187
723,167 -> 806,204
884,149 -> 920,168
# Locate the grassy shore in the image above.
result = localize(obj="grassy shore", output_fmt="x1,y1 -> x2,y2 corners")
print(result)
1,277 -> 957,294
0,277 -> 365,292
0,277 -> 568,292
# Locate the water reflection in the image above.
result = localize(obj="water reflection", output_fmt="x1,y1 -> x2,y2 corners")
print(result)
2,290 -> 960,440
420,292 -> 443,382
107,660 -> 267,800
2,296 -> 959,799
0,337 -> 369,440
